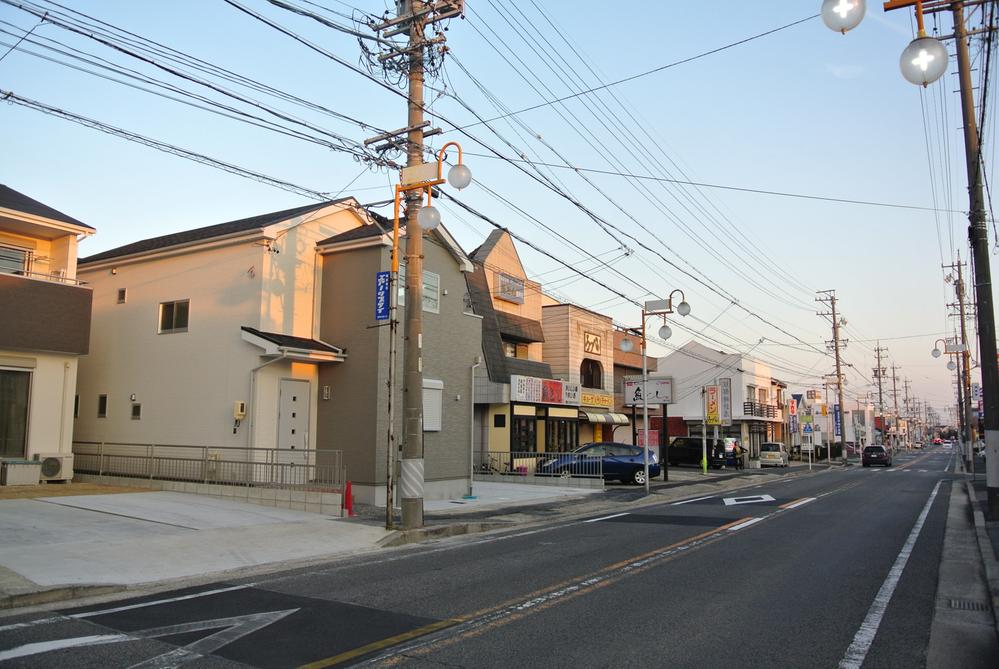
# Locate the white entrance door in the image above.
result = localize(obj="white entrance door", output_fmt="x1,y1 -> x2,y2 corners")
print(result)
277,379 -> 309,466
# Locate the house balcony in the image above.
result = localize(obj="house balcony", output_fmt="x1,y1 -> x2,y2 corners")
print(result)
0,273 -> 92,355
742,401 -> 783,422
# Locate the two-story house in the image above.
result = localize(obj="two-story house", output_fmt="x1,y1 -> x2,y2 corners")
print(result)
0,186 -> 94,479
74,197 -> 481,506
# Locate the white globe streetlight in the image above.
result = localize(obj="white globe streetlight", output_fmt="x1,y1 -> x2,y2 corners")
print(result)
676,300 -> 691,317
947,360 -> 957,371
900,36 -> 948,86
417,205 -> 441,230
931,347 -> 942,358
659,324 -> 672,340
447,163 -> 472,190
620,337 -> 634,353
820,0 -> 866,34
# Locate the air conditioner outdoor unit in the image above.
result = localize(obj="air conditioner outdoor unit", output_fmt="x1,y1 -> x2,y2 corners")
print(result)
33,453 -> 74,482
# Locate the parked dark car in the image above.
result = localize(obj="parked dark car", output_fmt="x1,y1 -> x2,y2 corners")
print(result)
537,442 -> 661,485
668,436 -> 727,469
862,445 -> 892,467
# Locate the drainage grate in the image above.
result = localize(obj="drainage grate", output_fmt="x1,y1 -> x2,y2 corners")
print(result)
949,599 -> 990,612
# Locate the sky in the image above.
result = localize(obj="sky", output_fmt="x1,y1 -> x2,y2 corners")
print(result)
1,0 -> 992,420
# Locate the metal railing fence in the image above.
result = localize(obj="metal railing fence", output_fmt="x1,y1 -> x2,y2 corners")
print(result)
473,450 -> 603,487
72,441 -> 346,491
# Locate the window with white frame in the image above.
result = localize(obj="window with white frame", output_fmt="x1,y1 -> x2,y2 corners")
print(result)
423,379 -> 443,431
397,266 -> 440,313
158,299 -> 189,333
496,273 -> 525,304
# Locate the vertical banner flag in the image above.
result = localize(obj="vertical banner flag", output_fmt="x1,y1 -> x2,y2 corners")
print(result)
834,404 -> 842,438
719,378 -> 732,426
375,271 -> 391,321
706,385 -> 721,425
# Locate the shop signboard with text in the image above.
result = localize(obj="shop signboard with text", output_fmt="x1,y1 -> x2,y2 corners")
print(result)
511,375 -> 581,406
705,385 -> 721,425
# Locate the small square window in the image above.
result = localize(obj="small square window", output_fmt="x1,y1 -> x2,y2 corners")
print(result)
98,394 -> 108,418
117,288 -> 127,304
493,414 -> 506,428
159,299 -> 190,333
131,403 -> 142,420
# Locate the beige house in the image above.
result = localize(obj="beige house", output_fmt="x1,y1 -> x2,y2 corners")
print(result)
74,198 -> 480,506
0,185 -> 94,479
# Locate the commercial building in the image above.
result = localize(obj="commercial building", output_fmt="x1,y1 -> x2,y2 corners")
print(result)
0,185 -> 94,478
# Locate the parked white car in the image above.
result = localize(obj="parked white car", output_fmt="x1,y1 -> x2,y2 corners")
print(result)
760,442 -> 789,467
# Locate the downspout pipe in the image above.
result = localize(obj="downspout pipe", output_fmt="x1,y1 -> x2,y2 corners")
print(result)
466,355 -> 482,498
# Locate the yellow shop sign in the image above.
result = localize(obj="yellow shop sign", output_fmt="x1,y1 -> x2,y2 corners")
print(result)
581,391 -> 613,408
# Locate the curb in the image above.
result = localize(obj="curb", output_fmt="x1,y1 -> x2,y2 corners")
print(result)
378,521 -> 512,548
0,584 -> 125,611
964,478 -> 999,639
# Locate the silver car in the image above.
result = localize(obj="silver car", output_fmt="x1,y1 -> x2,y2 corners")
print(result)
760,442 -> 789,467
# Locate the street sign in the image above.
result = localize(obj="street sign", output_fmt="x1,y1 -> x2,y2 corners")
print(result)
375,271 -> 391,321
789,398 -> 798,417
719,377 -> 732,426
803,424 -> 813,433
623,376 -> 673,406
834,404 -> 842,438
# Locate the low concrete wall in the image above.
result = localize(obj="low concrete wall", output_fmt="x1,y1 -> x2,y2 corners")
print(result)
73,474 -> 344,517
473,473 -> 604,489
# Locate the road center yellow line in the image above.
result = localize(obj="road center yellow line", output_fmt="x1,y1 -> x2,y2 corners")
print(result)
297,618 -> 463,669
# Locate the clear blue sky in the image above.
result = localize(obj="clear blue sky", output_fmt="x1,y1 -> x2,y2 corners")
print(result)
2,0 -> 989,416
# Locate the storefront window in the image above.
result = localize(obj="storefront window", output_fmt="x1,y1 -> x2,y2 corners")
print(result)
511,415 -> 536,453
580,359 -> 602,389
546,418 -> 578,453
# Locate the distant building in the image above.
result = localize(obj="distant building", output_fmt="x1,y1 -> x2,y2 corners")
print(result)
0,185 -> 94,473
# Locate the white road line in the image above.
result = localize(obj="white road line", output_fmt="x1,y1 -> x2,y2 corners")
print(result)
0,634 -> 131,661
838,480 -> 942,669
726,517 -> 764,531
781,497 -> 816,510
583,512 -> 629,523
70,584 -> 249,619
671,496 -> 714,506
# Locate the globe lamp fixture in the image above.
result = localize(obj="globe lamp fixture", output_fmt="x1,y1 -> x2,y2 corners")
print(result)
821,0 -> 866,34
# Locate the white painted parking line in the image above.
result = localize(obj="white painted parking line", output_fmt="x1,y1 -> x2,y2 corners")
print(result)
726,517 -> 764,531
583,512 -> 629,523
838,480 -> 942,669
671,496 -> 714,506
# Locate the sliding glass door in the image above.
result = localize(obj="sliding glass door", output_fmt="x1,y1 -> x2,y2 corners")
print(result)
0,369 -> 30,458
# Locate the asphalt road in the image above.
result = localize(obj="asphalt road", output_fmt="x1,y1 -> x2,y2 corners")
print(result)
0,446 -> 966,668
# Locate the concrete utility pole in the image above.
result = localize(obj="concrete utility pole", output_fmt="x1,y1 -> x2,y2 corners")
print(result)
874,342 -> 887,445
945,257 -> 975,458
892,364 -> 900,451
903,378 -> 912,450
951,1 -> 999,516
366,0 -> 465,529
817,290 -> 848,464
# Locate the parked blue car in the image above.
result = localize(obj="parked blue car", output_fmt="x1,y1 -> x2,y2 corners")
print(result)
537,442 -> 661,485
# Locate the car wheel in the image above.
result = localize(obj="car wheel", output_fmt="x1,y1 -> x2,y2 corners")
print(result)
559,468 -> 572,479
631,468 -> 646,486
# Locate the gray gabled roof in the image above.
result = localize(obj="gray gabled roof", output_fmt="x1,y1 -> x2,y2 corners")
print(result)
80,197 -> 353,265
0,185 -> 93,230
241,326 -> 342,354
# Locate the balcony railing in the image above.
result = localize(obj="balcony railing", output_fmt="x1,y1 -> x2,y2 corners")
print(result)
1,268 -> 86,285
742,401 -> 783,421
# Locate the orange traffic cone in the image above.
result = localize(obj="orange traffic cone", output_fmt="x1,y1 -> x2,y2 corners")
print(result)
343,480 -> 355,517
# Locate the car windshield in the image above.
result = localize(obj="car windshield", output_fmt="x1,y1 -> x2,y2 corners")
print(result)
761,444 -> 780,452
864,447 -> 883,454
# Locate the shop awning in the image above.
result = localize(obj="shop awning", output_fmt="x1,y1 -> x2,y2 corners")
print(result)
580,411 -> 630,425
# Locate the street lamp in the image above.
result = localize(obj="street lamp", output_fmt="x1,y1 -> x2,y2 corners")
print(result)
619,289 -> 691,494
384,141 -> 471,530
821,0 -> 866,34
900,35 -> 948,87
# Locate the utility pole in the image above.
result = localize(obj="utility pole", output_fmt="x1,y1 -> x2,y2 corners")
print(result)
367,1 -> 465,529
817,290 -> 848,464
892,364 -> 900,452
951,0 -> 999,515
945,256 -> 976,457
903,378 -> 912,450
874,342 -> 887,445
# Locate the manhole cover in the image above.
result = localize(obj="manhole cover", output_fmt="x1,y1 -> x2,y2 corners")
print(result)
949,599 -> 990,611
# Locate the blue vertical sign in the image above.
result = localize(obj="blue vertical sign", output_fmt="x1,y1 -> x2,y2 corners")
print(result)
834,404 -> 842,438
375,271 -> 390,321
